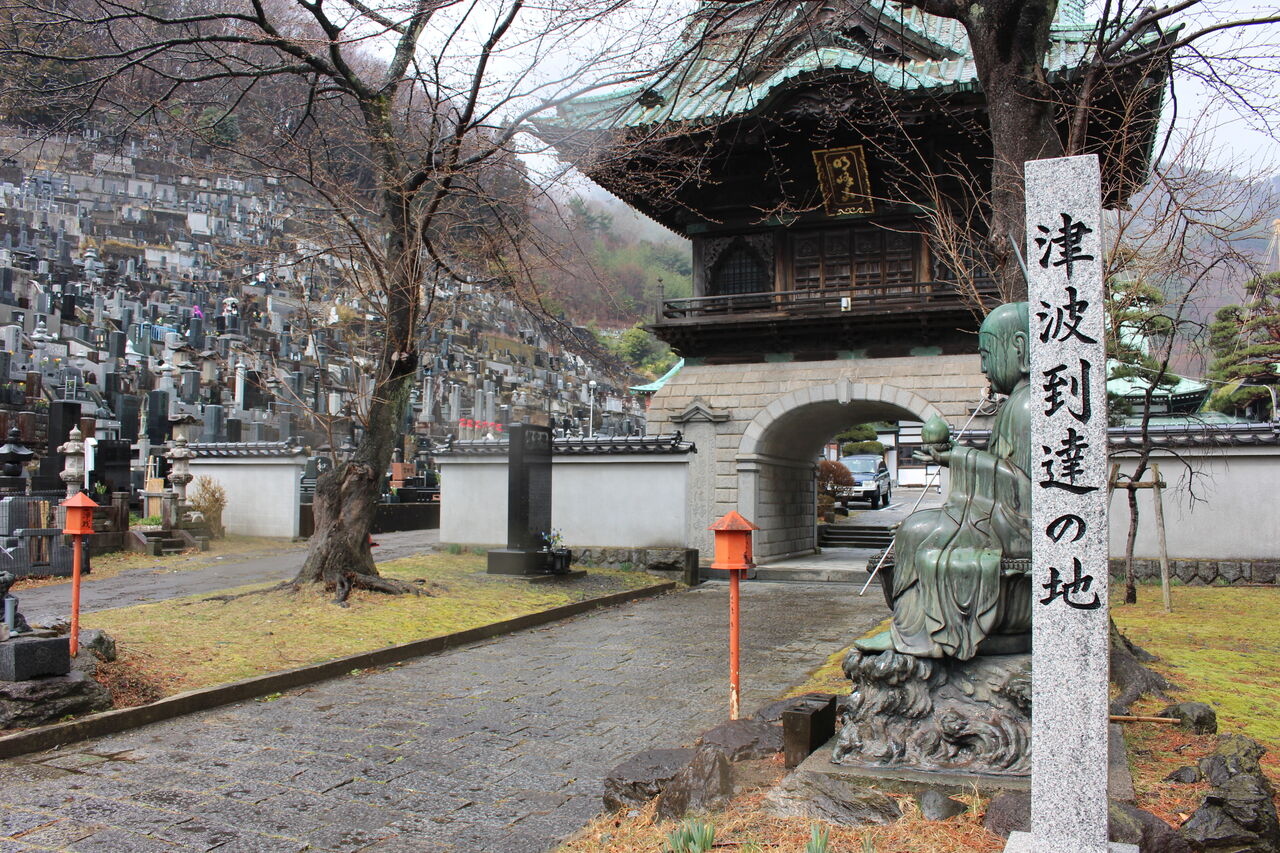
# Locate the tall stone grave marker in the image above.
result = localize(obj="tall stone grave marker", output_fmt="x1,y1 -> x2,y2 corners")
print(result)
487,423 -> 554,575
1006,156 -> 1133,853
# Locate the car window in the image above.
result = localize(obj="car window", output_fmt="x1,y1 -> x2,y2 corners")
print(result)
841,457 -> 878,474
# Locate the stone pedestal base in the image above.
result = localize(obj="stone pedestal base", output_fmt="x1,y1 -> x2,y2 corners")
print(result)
1004,830 -> 1137,853
833,648 -> 1031,777
0,668 -> 111,727
487,548 -> 547,575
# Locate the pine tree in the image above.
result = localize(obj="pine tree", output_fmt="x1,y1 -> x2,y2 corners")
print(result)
1208,273 -> 1280,420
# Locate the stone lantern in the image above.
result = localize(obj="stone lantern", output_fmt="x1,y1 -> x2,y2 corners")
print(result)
0,428 -> 34,479
58,427 -> 85,499
166,435 -> 195,502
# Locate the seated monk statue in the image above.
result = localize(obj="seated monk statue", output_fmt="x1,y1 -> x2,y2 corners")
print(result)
857,301 -> 1033,660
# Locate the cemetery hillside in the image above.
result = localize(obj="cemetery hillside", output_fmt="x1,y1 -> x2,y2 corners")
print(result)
0,0 -> 1277,851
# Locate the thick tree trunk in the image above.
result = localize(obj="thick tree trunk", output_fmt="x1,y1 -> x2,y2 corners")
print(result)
293,123 -> 422,600
292,373 -> 419,599
959,0 -> 1065,301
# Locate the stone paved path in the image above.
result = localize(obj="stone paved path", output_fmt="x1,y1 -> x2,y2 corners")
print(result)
16,530 -> 440,617
1,581 -> 884,852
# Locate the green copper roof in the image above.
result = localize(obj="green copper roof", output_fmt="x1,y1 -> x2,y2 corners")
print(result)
630,358 -> 684,394
548,0 -> 1096,134
1107,360 -> 1209,401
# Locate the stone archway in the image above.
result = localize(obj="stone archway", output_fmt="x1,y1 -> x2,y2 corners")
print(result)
644,353 -> 989,562
736,381 -> 943,561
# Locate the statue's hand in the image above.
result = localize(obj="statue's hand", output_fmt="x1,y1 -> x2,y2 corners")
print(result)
912,445 -> 951,466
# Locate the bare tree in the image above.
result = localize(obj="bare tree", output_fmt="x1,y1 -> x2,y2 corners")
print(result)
0,0 -> 674,597
1101,128 -> 1278,603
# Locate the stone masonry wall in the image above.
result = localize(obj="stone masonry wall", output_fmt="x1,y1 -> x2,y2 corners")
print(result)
756,462 -> 815,559
1109,557 -> 1280,586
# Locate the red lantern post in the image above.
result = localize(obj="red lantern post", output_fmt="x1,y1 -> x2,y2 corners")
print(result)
61,492 -> 98,657
709,510 -> 758,720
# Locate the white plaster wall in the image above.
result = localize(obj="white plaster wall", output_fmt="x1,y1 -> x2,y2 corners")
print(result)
553,457 -> 687,547
1107,446 -> 1280,560
188,458 -> 306,538
439,456 -> 509,545
438,454 -> 688,548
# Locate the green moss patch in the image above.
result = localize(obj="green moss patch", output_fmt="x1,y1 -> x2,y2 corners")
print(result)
1113,586 -> 1280,756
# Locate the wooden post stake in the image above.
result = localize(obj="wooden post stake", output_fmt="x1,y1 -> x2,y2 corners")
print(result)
1151,463 -> 1172,613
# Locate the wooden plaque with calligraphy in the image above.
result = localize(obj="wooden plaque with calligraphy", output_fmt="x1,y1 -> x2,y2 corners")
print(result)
812,146 -> 874,217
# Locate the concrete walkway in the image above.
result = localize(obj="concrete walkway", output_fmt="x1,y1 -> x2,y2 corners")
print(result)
15,529 -> 441,617
1,581 -> 884,853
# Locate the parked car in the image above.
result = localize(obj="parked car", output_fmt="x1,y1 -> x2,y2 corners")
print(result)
837,454 -> 892,509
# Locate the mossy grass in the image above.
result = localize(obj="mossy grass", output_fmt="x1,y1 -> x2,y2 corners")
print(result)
1113,586 -> 1280,752
86,552 -> 662,699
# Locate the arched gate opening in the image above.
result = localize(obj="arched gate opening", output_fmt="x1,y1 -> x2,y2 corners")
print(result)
736,381 -> 943,562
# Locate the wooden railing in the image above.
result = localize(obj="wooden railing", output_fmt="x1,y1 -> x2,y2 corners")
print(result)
656,279 -> 999,323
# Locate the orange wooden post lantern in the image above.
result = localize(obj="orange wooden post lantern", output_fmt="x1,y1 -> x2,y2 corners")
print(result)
61,492 -> 98,658
709,510 -> 758,720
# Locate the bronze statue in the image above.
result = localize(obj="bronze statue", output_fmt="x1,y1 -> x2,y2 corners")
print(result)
858,302 -> 1033,659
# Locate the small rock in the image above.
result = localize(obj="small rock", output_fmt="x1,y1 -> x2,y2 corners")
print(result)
1199,734 -> 1267,786
78,629 -> 117,663
763,770 -> 900,826
655,747 -> 733,822
1165,766 -> 1202,784
602,747 -> 695,812
27,614 -> 69,634
1109,801 -> 1193,853
1181,773 -> 1280,852
984,791 -> 1030,838
917,789 -> 967,821
696,718 -> 783,761
755,693 -> 836,723
1158,702 -> 1217,735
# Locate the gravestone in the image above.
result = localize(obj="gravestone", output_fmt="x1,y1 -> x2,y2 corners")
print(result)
180,370 -> 199,404
202,404 -> 225,442
146,390 -> 170,444
1004,156 -> 1132,853
115,394 -> 141,442
224,417 -> 242,442
487,423 -> 556,575
31,401 -> 81,492
92,440 -> 132,494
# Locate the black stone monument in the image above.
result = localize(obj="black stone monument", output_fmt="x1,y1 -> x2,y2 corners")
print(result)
487,423 -> 559,575
31,400 -> 81,492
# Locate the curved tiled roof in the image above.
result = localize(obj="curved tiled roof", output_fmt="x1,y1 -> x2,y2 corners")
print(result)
543,0 -> 1101,135
187,440 -> 307,458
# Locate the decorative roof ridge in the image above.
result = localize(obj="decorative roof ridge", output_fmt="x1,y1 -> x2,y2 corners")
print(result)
956,421 -> 1280,450
187,440 -> 307,457
438,432 -> 696,456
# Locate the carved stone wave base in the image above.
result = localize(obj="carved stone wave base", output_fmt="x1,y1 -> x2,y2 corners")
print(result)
832,648 -> 1031,777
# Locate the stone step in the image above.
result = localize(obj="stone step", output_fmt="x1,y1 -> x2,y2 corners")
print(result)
702,564 -> 881,584
818,533 -> 894,549
820,530 -> 894,542
752,566 -> 877,584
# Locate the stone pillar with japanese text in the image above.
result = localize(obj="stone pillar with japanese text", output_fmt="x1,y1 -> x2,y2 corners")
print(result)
1006,155 -> 1136,853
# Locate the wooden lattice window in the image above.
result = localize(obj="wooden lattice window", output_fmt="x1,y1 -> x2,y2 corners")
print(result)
790,225 -> 918,294
708,239 -> 770,296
